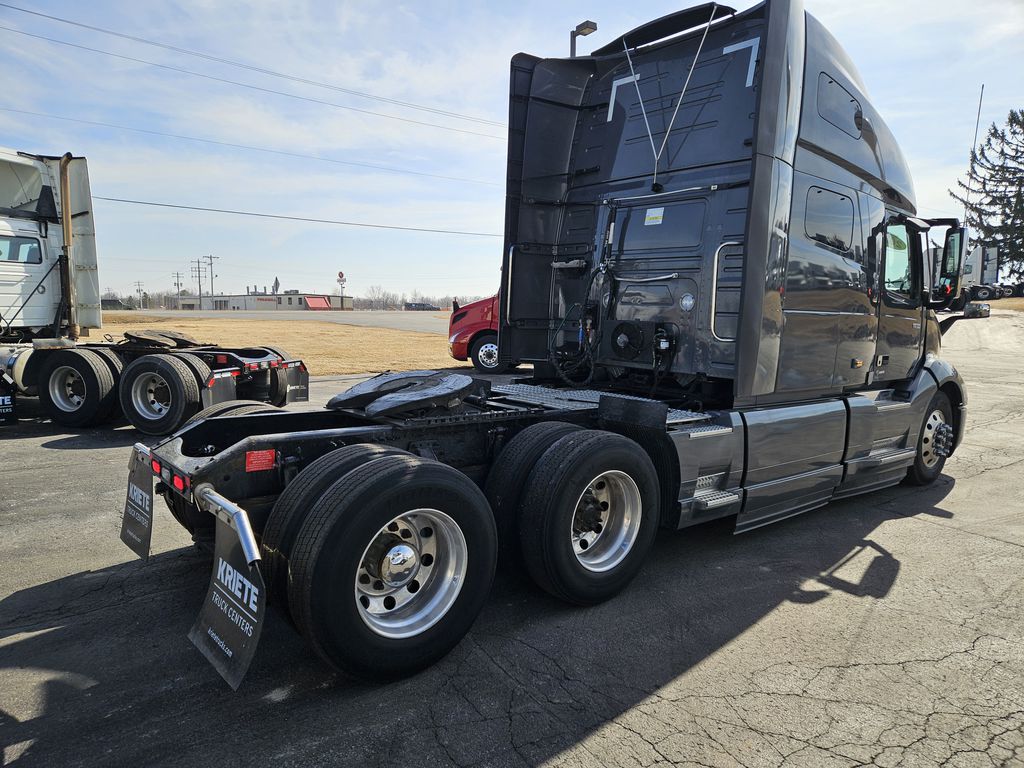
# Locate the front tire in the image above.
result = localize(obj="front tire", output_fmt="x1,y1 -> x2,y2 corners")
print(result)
470,333 -> 506,373
518,430 -> 660,605
905,391 -> 953,486
288,455 -> 497,680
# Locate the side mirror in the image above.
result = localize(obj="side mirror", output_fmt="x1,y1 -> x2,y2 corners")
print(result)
964,302 -> 990,319
928,226 -> 967,309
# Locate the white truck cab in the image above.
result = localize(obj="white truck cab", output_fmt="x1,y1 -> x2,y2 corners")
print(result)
0,148 -> 100,338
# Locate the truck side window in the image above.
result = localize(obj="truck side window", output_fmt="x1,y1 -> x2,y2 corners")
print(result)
804,186 -> 853,252
0,235 -> 42,264
883,224 -> 913,300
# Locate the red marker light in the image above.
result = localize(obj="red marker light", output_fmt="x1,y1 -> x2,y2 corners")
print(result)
151,459 -> 161,474
172,475 -> 185,492
215,354 -> 228,364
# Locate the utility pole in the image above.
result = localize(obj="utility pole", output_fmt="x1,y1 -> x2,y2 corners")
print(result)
190,259 -> 206,308
172,271 -> 185,310
133,280 -> 145,309
205,254 -> 220,296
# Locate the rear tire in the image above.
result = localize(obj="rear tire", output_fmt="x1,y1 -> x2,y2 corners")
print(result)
183,399 -> 277,427
172,352 -> 212,389
974,285 -> 992,300
484,421 -> 583,562
905,392 -> 953,486
288,454 -> 497,680
518,430 -> 660,605
119,354 -> 201,435
37,349 -> 116,427
268,366 -> 289,407
262,443 -> 410,610
470,333 -> 506,374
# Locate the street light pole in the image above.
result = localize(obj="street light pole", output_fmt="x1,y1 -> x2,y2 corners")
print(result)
570,19 -> 597,58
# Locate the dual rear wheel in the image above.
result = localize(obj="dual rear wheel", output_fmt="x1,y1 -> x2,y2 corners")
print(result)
264,425 -> 659,679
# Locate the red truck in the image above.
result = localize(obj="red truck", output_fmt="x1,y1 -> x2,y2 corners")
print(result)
448,294 -> 516,372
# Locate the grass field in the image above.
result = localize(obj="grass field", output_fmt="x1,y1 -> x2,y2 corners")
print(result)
98,312 -> 469,376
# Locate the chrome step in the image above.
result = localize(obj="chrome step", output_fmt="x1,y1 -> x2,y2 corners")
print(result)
673,423 -> 734,438
861,448 -> 916,467
694,489 -> 740,510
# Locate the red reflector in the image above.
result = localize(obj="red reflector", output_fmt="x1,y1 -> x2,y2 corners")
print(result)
216,354 -> 228,364
245,449 -> 276,472
172,475 -> 185,491
207,378 -> 216,388
151,459 -> 161,474
269,359 -> 279,367
231,370 -> 240,377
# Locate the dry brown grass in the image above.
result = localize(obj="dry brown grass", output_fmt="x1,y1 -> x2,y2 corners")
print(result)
97,312 -> 470,376
995,298 -> 1024,312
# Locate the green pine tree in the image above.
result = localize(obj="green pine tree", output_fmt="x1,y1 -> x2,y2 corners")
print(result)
949,109 -> 1024,279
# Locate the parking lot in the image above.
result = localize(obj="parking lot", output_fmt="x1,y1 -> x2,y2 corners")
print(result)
2,314 -> 1023,767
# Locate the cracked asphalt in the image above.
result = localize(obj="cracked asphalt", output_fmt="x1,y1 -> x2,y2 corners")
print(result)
1,313 -> 1023,767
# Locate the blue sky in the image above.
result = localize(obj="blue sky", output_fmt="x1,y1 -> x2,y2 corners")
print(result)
1,0 -> 1020,300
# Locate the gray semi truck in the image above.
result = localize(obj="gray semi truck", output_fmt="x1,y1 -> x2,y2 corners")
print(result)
0,149 -> 309,434
120,0 -> 984,688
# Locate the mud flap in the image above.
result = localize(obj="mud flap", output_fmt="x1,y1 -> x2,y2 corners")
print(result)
120,448 -> 155,560
283,362 -> 309,403
0,372 -> 16,425
201,369 -> 240,409
188,516 -> 267,690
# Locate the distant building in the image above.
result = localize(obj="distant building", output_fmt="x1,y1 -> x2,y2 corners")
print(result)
177,292 -> 353,311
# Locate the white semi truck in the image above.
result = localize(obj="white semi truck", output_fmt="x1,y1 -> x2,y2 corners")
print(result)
0,148 -> 309,434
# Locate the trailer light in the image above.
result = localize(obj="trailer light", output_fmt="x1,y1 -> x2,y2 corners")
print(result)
245,449 -> 276,472
269,359 -> 279,368
172,475 -> 185,492
260,361 -> 269,369
151,459 -> 161,475
231,370 -> 240,377
207,377 -> 216,388
216,354 -> 228,364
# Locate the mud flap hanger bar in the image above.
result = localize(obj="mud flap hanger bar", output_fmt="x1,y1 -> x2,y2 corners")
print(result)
193,483 -> 261,567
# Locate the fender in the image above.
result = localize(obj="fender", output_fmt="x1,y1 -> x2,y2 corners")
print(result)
921,354 -> 967,452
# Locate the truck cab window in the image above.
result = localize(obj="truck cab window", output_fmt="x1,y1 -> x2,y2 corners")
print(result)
883,224 -> 913,300
0,235 -> 42,264
804,187 -> 853,252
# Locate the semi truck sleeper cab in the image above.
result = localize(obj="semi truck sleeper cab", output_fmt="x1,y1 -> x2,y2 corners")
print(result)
121,0 -> 983,688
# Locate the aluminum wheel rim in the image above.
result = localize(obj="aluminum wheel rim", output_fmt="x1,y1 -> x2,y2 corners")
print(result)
130,372 -> 171,420
570,470 -> 642,573
48,365 -> 86,412
477,342 -> 500,369
354,508 -> 467,639
920,409 -> 946,468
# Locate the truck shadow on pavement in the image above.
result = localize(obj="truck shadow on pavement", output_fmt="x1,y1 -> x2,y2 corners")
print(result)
0,477 -> 954,767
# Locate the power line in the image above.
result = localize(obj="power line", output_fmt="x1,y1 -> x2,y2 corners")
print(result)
93,195 -> 502,237
0,25 -> 505,141
0,2 -> 505,128
0,107 -> 502,187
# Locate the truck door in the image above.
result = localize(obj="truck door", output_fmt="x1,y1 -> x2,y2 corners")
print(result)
0,225 -> 57,330
874,218 -> 923,380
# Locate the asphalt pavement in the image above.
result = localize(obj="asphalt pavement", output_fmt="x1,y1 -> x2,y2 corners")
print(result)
1,315 -> 1023,767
